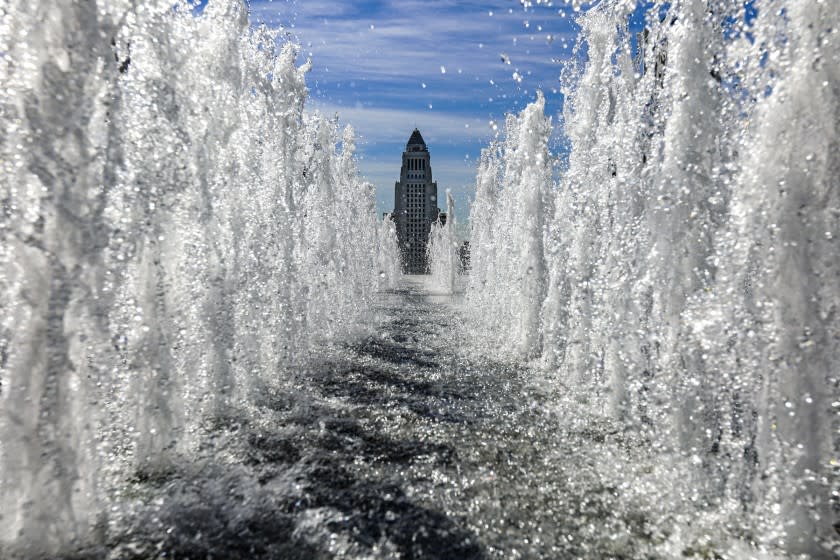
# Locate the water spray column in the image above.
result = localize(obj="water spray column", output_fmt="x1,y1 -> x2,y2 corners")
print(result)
0,0 -> 123,551
511,93 -> 552,359
446,191 -> 457,294
743,1 -> 839,553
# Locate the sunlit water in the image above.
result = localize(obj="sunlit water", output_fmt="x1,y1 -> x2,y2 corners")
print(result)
0,1 -> 398,556
1,0 -> 838,558
22,276 -> 681,559
464,1 -> 839,557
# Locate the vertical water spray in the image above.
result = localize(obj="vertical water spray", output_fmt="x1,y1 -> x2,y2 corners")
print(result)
0,0 -> 398,555
427,190 -> 459,294
466,93 -> 552,359
378,214 -> 402,291
466,0 -> 839,555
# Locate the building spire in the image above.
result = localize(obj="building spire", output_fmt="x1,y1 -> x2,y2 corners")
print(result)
407,128 -> 426,149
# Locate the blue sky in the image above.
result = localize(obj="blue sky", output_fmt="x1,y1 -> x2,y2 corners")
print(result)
242,0 -> 587,224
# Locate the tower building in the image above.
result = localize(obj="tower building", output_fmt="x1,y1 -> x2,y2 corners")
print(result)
392,129 -> 442,273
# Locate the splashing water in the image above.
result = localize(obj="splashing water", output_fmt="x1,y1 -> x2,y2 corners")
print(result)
0,0 -> 398,555
465,0 -> 839,557
3,0 -> 838,557
466,92 -> 553,360
427,190 -> 461,294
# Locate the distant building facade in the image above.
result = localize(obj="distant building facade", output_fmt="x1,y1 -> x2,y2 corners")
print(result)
392,129 -> 442,273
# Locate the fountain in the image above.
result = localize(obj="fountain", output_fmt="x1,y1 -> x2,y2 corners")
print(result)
3,0 -> 838,556
465,92 -> 553,359
464,0 -> 838,556
427,190 -> 460,294
0,0 -> 398,556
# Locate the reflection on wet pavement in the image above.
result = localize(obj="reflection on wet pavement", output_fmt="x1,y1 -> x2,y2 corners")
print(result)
98,276 -> 648,559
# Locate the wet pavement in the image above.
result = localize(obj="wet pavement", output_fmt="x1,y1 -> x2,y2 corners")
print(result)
97,276 -> 651,560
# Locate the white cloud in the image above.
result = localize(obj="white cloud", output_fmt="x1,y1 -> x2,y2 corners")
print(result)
309,101 -> 495,144
248,0 -> 576,88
